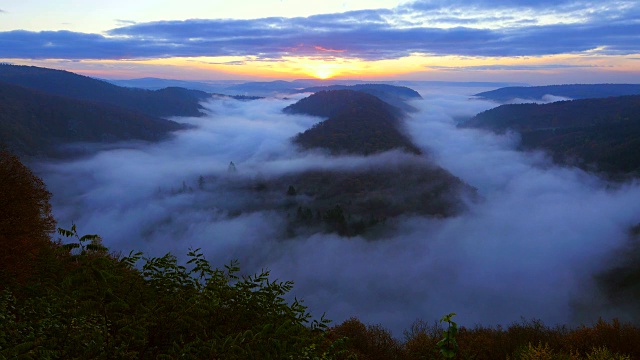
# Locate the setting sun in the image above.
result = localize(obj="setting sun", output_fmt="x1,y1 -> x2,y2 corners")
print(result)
311,67 -> 335,79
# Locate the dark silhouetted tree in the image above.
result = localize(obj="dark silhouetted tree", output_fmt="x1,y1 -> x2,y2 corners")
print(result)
0,148 -> 56,284
228,161 -> 237,173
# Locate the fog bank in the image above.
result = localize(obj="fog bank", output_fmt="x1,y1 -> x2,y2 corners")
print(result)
38,86 -> 640,335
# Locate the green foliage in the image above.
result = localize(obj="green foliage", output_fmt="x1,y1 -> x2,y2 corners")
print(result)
436,313 -> 459,359
0,225 -> 336,359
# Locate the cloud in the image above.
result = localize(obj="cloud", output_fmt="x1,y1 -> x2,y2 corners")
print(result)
36,87 -> 640,335
114,19 -> 137,26
426,64 -> 603,71
0,30 -> 160,60
1,1 -> 639,61
403,0 -> 638,14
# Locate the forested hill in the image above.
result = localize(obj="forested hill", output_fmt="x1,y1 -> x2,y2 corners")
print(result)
474,84 -> 640,103
284,90 -> 421,155
298,84 -> 422,112
0,82 -> 186,157
464,95 -> 640,178
0,64 -> 210,118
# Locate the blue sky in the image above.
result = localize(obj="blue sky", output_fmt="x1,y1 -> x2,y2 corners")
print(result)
1,0 -> 639,83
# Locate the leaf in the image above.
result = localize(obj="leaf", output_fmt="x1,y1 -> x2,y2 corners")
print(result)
79,234 -> 99,242
57,228 -> 75,237
61,243 -> 80,251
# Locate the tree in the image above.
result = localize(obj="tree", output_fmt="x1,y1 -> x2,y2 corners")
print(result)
0,148 -> 56,283
198,175 -> 205,190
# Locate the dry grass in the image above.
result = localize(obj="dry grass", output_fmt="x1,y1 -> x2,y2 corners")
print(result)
330,317 -> 640,360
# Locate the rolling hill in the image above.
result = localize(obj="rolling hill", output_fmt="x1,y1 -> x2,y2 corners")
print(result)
298,84 -> 422,112
0,82 -> 186,157
474,84 -> 640,103
463,95 -> 640,178
272,89 -> 474,234
0,64 -> 210,118
284,90 -> 421,155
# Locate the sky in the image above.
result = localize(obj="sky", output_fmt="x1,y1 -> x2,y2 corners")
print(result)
1,1 -> 640,83
0,0 -> 640,83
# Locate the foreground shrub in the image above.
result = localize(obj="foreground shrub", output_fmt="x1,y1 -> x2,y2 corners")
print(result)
0,226 -> 334,359
335,317 -> 639,360
328,317 -> 404,360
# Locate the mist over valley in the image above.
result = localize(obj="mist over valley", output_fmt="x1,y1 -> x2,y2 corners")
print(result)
4,1 -> 640,356
17,76 -> 639,335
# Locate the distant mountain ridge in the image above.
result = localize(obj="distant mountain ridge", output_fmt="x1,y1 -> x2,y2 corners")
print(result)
475,84 -> 640,103
284,90 -> 421,155
464,95 -> 640,178
0,82 -> 185,157
107,77 -> 242,93
0,64 -> 210,118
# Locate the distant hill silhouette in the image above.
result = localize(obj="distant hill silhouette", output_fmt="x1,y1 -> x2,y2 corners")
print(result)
298,84 -> 422,112
475,84 -> 640,103
222,80 -> 311,96
0,82 -> 185,157
284,90 -> 421,155
0,64 -> 210,118
464,95 -> 640,178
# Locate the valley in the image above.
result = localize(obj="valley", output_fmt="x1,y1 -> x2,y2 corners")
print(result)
1,64 -> 640,339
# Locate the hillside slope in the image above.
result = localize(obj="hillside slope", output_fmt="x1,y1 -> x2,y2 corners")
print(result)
0,64 -> 210,118
475,84 -> 640,103
464,95 -> 640,177
284,90 -> 421,155
0,82 -> 185,157
299,84 -> 422,112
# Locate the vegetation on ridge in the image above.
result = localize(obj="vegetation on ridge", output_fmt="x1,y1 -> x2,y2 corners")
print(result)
463,95 -> 640,179
0,64 -> 210,118
474,84 -> 640,103
0,83 -> 186,157
285,90 -> 422,155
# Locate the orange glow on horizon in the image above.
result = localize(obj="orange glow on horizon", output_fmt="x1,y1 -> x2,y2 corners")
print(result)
8,52 -> 639,84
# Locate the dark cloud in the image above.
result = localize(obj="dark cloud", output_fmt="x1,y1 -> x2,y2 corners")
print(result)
426,64 -> 602,71
1,1 -> 639,61
0,30 -> 160,59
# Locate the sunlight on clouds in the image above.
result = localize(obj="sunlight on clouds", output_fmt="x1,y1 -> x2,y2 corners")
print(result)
173,56 -> 430,80
0,0 -> 408,33
391,7 -> 587,30
4,52 -> 639,84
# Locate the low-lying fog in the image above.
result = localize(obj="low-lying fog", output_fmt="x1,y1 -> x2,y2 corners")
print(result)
37,86 -> 640,335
